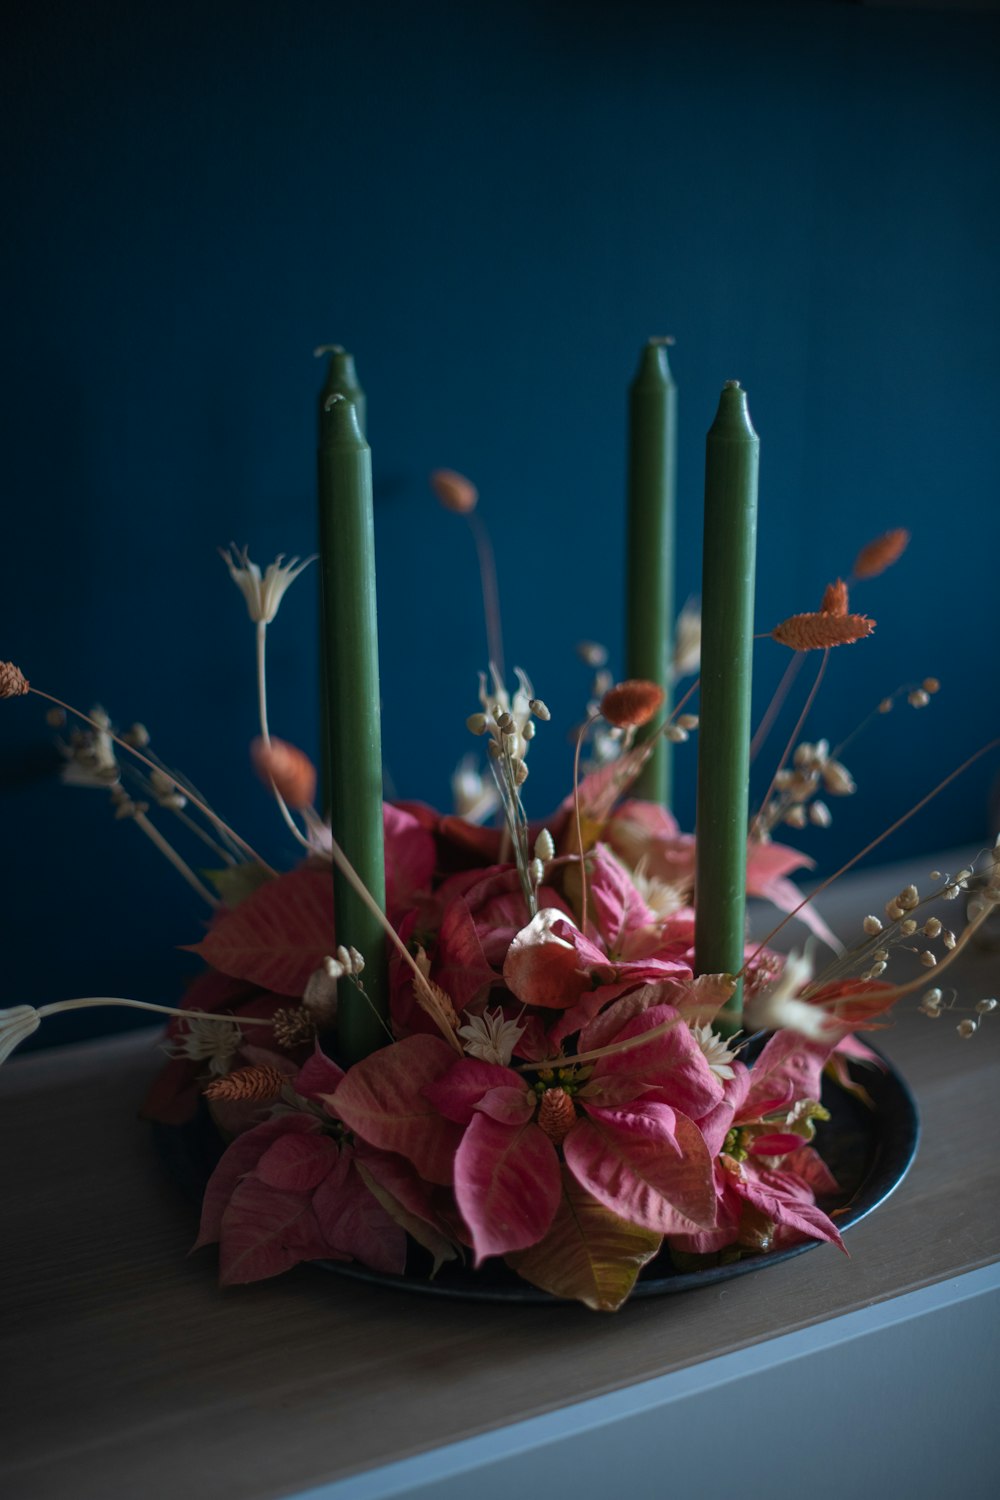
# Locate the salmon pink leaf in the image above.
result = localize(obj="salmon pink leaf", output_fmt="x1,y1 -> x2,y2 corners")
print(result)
506,1167 -> 662,1311
423,1058 -> 516,1125
583,1005 -> 723,1120
454,1113 -> 561,1263
354,1159 -> 458,1276
475,1085 -> 536,1125
295,1043 -> 345,1103
586,844 -> 661,959
740,1167 -> 846,1251
566,1104 -> 716,1232
330,1035 -> 463,1185
187,865 -> 334,995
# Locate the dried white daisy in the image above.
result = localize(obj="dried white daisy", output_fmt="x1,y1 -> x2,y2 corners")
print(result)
691,1023 -> 737,1080
457,1007 -> 525,1067
163,1016 -> 242,1077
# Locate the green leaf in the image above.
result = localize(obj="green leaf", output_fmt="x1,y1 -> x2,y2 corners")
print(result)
506,1167 -> 662,1312
204,864 -> 275,906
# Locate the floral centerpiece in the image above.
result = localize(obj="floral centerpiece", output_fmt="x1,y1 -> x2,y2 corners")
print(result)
2,347 -> 996,1311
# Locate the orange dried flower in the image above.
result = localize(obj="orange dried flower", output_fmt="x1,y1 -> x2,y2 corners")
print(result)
251,736 -> 317,809
430,469 -> 479,514
820,578 -> 849,616
0,661 -> 29,698
537,1087 -> 577,1146
853,528 -> 910,579
771,612 -> 876,651
203,1064 -> 288,1103
600,678 -> 665,728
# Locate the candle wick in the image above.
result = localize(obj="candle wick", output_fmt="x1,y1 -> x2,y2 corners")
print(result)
324,393 -> 346,411
648,335 -> 676,346
723,379 -> 741,389
314,343 -> 346,357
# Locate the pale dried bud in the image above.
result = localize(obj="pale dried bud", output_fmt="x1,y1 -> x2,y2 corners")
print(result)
941,929 -> 956,951
576,641 -> 608,668
863,915 -> 883,935
873,948 -> 889,962
923,917 -> 942,938
336,945 -> 353,973
900,918 -> 918,936
878,698 -> 894,714
923,988 -> 943,1006
976,998 -> 997,1014
534,828 -> 555,863
907,689 -> 930,709
348,947 -> 365,975
125,722 -> 151,747
514,759 -> 529,786
919,950 -> 938,968
529,857 -> 545,886
957,1019 -> 978,1038
676,714 -> 699,730
665,724 -> 689,743
885,901 -> 904,922
898,885 -> 920,910
809,801 -> 832,828
496,711 -> 515,734
466,713 -> 488,735
822,760 -> 856,796
869,960 -> 887,977
784,805 -> 808,829
922,677 -> 940,694
942,884 -> 961,901
528,698 -> 550,721
522,720 -> 536,740
45,706 -> 67,727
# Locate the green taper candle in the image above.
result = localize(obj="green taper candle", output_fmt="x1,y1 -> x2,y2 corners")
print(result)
317,392 -> 388,1062
693,381 -> 758,1022
315,344 -> 367,434
315,346 -> 367,816
626,338 -> 677,805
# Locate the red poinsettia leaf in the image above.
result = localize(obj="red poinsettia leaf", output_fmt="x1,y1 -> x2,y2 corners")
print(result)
312,1159 -> 408,1275
423,1058 -> 519,1125
750,1132 -> 809,1158
255,1133 -> 340,1192
434,892 -> 500,1011
353,1158 -> 458,1276
506,1166 -> 662,1312
583,1005 -> 723,1121
330,1035 -> 463,1185
195,1113 -> 321,1249
566,1103 -> 717,1232
295,1043 -> 346,1104
739,1166 -> 846,1251
454,1113 -> 561,1263
218,1176 -> 331,1285
743,1030 -> 833,1120
585,844 -> 661,959
384,803 -> 437,919
781,1144 -> 840,1196
503,909 -> 615,1010
475,1085 -> 536,1126
186,864 -> 334,996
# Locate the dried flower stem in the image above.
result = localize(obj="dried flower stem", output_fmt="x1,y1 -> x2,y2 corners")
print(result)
468,511 -> 505,681
752,649 -> 829,831
131,810 -> 220,907
326,830 -> 463,1054
35,997 -> 273,1025
749,651 -> 803,764
27,688 -> 276,873
256,621 -> 313,852
740,735 -> 1000,975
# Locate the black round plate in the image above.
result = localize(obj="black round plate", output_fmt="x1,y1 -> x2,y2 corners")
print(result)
153,1045 -> 919,1304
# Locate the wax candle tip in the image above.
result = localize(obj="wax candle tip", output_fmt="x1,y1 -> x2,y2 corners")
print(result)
324,392 -> 346,410
723,379 -> 741,390
313,343 -> 346,358
648,335 -> 676,347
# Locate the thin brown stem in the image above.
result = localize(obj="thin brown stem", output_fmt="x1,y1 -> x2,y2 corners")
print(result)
750,652 -> 804,764
740,736 -> 1000,975
29,688 -> 277,873
467,510 -> 504,681
752,649 -> 829,829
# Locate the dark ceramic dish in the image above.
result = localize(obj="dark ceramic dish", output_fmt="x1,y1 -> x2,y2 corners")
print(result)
153,1045 -> 919,1304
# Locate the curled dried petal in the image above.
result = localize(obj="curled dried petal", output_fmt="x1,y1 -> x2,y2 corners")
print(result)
853,528 -> 910,579
771,612 -> 875,651
600,678 -> 665,728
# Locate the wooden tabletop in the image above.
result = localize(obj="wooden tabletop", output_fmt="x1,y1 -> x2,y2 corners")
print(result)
2,849 -> 999,1500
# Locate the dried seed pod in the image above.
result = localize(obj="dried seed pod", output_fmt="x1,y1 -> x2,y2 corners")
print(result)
600,679 -> 665,728
537,1087 -> 576,1146
430,469 -> 478,514
204,1064 -> 288,1103
853,528 -> 910,579
820,578 -> 849,616
0,661 -> 29,697
771,612 -> 875,651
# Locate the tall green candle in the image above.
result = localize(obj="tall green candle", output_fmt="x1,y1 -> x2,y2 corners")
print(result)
626,338 -> 677,806
317,392 -> 388,1062
693,381 -> 758,1021
315,346 -> 367,816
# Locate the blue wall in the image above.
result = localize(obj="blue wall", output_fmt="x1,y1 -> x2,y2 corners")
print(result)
3,0 -> 998,1045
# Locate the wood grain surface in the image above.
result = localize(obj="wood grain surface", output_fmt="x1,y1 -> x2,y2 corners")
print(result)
2,850 -> 998,1500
